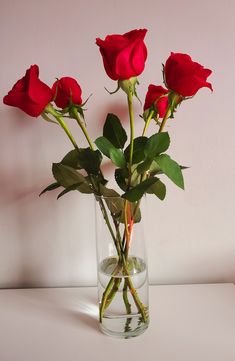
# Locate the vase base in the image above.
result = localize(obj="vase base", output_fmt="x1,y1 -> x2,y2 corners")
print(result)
99,315 -> 149,339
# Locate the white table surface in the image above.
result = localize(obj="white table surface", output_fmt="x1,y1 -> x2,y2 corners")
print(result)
0,284 -> 235,361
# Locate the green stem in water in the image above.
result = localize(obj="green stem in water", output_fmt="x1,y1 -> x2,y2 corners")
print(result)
104,278 -> 122,310
123,278 -> 132,333
125,275 -> 148,322
121,255 -> 148,323
118,229 -> 148,323
123,279 -> 132,314
99,276 -> 116,322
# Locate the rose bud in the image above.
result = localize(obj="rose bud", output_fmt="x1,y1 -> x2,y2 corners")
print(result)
144,85 -> 169,118
164,52 -> 213,97
52,77 -> 82,109
96,29 -> 148,81
3,65 -> 53,117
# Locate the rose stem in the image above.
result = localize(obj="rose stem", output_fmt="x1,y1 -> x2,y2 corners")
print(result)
96,197 -> 124,322
99,276 -> 116,322
123,280 -> 131,314
142,110 -> 155,136
158,107 -> 171,133
121,255 -> 148,322
56,116 -> 79,149
114,221 -> 131,315
122,91 -> 150,322
44,105 -> 79,149
71,107 -> 95,150
122,92 -> 136,317
109,219 -> 148,323
127,92 -> 135,173
124,91 -> 135,252
121,100 -> 172,322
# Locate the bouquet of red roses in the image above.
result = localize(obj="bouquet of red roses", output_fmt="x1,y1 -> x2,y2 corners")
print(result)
3,28 -> 212,338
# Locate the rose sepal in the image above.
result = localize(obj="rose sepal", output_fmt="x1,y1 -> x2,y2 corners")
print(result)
118,77 -> 141,100
167,92 -> 183,118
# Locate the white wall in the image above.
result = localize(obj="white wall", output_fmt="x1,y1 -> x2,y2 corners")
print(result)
0,0 -> 234,288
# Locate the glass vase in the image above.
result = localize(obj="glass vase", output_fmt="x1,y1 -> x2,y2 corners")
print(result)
95,195 -> 149,338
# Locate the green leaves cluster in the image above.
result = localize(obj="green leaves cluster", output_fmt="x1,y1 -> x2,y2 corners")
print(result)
121,131 -> 185,202
94,113 -> 185,203
40,112 -> 186,208
40,148 -> 98,199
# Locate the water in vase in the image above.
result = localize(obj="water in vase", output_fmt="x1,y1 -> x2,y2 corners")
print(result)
98,255 -> 149,338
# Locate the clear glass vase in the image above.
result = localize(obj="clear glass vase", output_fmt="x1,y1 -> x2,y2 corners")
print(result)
95,195 -> 149,338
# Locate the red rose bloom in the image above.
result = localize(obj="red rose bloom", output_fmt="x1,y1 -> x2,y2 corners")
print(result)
164,52 -> 213,97
3,65 -> 53,117
144,85 -> 169,118
96,29 -> 148,81
52,77 -> 82,109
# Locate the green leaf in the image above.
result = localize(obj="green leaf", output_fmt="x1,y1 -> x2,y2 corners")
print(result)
52,163 -> 90,188
130,165 -> 140,187
77,180 -> 94,194
110,148 -> 126,168
136,159 -> 153,174
57,184 -> 80,199
95,136 -> 126,168
124,136 -> 148,164
149,162 -> 188,177
95,137 -> 126,168
115,168 -> 129,191
155,154 -> 184,189
122,177 -> 158,202
77,148 -> 102,174
61,149 -> 81,169
144,132 -> 170,159
103,113 -> 127,149
146,179 -> 166,200
149,160 -> 162,175
57,181 -> 93,198
39,182 -> 60,196
95,136 -> 113,158
99,184 -> 121,198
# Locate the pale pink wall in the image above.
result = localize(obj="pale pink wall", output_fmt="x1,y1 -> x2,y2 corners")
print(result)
0,0 -> 235,287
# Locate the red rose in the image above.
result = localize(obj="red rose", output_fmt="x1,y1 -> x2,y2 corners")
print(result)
96,29 -> 148,81
3,65 -> 53,117
144,85 -> 169,118
164,52 -> 213,97
52,77 -> 82,109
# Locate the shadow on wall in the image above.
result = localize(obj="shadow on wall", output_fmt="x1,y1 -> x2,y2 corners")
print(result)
94,96 -> 141,129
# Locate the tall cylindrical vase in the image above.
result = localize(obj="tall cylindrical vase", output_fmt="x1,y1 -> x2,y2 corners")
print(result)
95,195 -> 149,338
